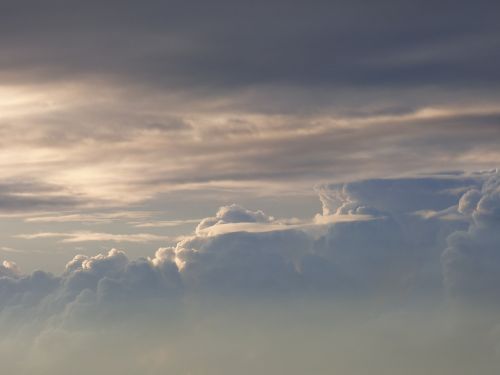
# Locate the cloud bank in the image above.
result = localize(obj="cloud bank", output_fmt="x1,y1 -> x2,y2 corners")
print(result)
1,171 -> 500,373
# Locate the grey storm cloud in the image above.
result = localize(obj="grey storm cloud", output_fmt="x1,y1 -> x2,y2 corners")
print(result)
0,0 -> 499,91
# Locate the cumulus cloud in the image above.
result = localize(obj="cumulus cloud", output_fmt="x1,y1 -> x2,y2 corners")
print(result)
195,204 -> 272,233
4,171 -> 498,308
2,171 -> 491,307
442,171 -> 500,303
318,174 -> 485,215
0,248 -> 181,329
0,260 -> 21,278
1,171 -> 500,374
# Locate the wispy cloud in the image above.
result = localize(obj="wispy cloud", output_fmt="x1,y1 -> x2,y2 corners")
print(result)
0,246 -> 23,254
133,219 -> 202,228
25,211 -> 153,224
0,0 -> 497,217
16,231 -> 171,243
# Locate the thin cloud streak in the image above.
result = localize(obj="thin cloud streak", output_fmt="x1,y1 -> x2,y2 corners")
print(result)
25,211 -> 153,224
134,219 -> 204,228
16,231 -> 172,243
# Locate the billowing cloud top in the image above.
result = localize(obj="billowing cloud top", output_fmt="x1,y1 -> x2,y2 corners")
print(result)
1,171 -> 500,374
1,171 -> 499,308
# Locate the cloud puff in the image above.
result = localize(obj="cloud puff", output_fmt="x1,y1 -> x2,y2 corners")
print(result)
195,204 -> 273,234
442,171 -> 500,303
61,249 -> 182,307
0,249 -> 182,332
318,174 -> 485,215
0,260 -> 21,278
170,230 -> 310,294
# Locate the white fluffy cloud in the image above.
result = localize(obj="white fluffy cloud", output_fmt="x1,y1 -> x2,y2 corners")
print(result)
195,204 -> 273,234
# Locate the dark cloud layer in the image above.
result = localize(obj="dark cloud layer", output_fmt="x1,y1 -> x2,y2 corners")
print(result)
1,0 -> 499,92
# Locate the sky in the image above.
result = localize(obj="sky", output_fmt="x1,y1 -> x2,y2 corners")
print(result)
1,0 -> 500,373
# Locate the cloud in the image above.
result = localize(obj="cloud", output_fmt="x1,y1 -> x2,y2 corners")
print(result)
0,1 -> 498,211
317,174 -> 485,215
442,171 -> 500,303
195,204 -> 273,232
1,85 -> 500,209
0,248 -> 181,324
1,0 -> 499,91
0,181 -> 86,213
1,171 -> 500,373
0,260 -> 21,278
16,231 -> 171,243
1,0 -> 500,370
25,211 -> 152,224
0,246 -> 24,254
3,171 -> 497,306
134,218 -> 202,228
62,249 -> 182,306
6,171 -> 495,302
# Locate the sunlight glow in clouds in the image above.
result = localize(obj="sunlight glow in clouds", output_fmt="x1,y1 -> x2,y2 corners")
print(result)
1,77 -> 500,208
1,0 -> 499,373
